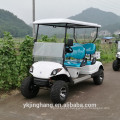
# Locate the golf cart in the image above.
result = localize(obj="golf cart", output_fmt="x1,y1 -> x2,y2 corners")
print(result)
113,41 -> 120,71
21,18 -> 104,104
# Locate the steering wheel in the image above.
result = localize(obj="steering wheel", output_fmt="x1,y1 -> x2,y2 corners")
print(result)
65,46 -> 73,53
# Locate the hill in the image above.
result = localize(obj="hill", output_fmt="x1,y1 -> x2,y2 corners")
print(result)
0,9 -> 32,37
69,8 -> 120,34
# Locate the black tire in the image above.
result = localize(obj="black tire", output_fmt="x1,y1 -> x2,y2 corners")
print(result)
112,60 -> 119,71
93,69 -> 104,85
50,80 -> 68,104
21,76 -> 39,99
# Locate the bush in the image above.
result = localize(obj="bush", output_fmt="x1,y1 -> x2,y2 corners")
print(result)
19,35 -> 34,75
38,35 -> 57,42
0,32 -> 19,90
0,32 -> 34,90
96,42 -> 117,63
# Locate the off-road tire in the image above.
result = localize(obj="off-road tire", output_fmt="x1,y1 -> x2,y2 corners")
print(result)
21,76 -> 39,98
93,69 -> 104,85
113,60 -> 119,71
50,80 -> 68,104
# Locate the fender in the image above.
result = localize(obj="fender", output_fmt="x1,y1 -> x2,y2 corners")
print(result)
78,61 -> 104,75
116,52 -> 120,59
91,66 -> 104,78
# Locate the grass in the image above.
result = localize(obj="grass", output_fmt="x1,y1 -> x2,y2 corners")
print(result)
96,42 -> 117,63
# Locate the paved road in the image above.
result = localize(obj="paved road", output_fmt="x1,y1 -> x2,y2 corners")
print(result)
0,63 -> 120,120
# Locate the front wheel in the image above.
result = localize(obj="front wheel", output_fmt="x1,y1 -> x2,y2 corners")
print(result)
93,69 -> 104,85
112,60 -> 119,71
50,80 -> 68,104
21,76 -> 39,99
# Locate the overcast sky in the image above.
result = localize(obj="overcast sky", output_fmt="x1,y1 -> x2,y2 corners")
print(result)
0,0 -> 120,24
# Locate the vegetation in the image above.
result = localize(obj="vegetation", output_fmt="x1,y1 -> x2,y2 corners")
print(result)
0,32 -> 117,90
33,8 -> 120,37
95,40 -> 117,63
0,32 -> 33,90
1,8 -> 120,38
69,7 -> 120,34
38,34 -> 57,42
0,9 -> 32,37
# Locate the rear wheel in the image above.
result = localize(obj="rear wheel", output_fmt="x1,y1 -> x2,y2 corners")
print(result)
113,60 -> 119,71
21,76 -> 39,98
93,69 -> 104,85
50,80 -> 68,104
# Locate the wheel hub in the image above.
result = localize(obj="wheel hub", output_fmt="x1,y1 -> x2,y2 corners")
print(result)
60,87 -> 67,100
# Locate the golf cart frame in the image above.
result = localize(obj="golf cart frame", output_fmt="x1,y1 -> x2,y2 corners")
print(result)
21,18 -> 104,104
34,19 -> 99,64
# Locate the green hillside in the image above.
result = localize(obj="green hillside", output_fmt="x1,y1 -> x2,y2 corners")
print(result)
0,9 -> 32,37
69,8 -> 120,33
35,8 -> 120,36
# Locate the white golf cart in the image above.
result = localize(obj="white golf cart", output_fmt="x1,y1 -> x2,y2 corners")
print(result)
113,41 -> 120,71
21,18 -> 104,104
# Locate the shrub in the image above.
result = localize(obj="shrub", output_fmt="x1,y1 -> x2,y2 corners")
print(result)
0,33 -> 34,90
0,32 -> 18,90
19,35 -> 34,76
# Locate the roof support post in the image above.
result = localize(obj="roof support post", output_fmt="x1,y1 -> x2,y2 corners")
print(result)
64,24 -> 68,45
73,28 -> 78,43
63,24 -> 68,67
92,27 -> 99,43
34,24 -> 39,42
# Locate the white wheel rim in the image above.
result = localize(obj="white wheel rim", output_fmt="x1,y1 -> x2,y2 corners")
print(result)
60,87 -> 66,100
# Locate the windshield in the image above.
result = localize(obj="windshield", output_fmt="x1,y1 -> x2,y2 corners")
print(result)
118,41 -> 120,52
33,42 -> 64,64
118,48 -> 120,52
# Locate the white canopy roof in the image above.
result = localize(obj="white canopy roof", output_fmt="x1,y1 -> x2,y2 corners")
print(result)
33,18 -> 101,28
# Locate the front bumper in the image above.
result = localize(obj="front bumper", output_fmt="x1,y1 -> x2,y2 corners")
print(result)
34,77 -> 49,87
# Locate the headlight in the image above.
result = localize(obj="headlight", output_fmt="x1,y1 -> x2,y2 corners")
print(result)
29,66 -> 34,73
51,68 -> 62,76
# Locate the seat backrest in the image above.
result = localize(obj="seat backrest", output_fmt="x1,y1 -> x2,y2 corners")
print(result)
82,43 -> 96,54
65,45 -> 85,59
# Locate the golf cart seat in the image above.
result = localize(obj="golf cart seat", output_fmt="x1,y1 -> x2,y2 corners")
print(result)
73,43 -> 96,65
83,43 -> 96,65
82,43 -> 96,55
64,46 -> 86,67
73,43 -> 96,54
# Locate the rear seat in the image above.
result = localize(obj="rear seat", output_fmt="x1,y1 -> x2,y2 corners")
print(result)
82,43 -> 96,55
71,43 -> 96,65
74,43 -> 96,54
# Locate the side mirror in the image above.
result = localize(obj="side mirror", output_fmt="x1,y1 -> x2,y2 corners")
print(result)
67,39 -> 73,46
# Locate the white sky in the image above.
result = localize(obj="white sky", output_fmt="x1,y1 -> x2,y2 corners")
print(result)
0,0 -> 120,24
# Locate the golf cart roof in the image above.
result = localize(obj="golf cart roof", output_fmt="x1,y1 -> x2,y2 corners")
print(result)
33,18 -> 101,28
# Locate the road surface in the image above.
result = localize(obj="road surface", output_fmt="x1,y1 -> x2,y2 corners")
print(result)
0,63 -> 120,120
